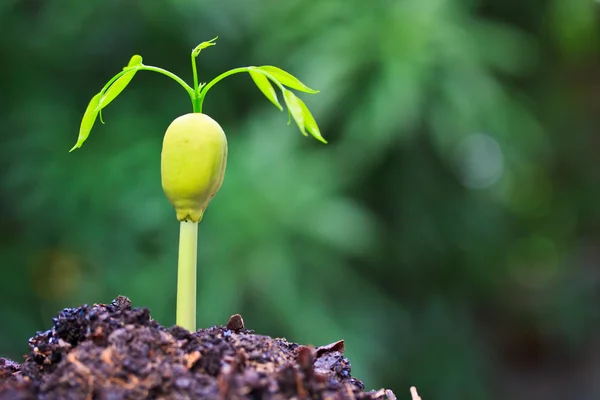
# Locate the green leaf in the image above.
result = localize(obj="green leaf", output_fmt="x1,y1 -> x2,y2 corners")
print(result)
283,89 -> 327,144
258,66 -> 319,94
297,97 -> 327,143
95,55 -> 142,113
249,69 -> 283,111
192,37 -> 218,57
125,54 -> 143,69
70,92 -> 102,152
283,89 -> 306,136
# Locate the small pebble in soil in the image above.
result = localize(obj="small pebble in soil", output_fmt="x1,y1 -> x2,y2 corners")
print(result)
0,296 -> 396,400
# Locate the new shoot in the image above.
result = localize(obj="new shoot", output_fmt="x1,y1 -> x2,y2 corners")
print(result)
70,37 -> 325,331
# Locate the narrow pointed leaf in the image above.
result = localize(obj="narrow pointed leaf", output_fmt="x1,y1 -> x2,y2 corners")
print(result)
249,69 -> 283,111
95,55 -> 142,112
283,89 -> 306,136
258,66 -> 319,94
296,97 -> 327,143
70,92 -> 102,152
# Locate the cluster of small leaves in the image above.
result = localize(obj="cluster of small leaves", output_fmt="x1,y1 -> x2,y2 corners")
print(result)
70,55 -> 142,152
246,65 -> 326,143
70,38 -> 325,152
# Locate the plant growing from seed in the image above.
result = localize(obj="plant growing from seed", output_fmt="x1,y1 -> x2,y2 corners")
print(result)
70,37 -> 325,332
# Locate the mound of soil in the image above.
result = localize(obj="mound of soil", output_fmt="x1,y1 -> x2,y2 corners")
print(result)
0,296 -> 397,400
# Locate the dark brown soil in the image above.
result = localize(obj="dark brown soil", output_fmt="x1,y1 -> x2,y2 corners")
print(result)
0,296 -> 396,400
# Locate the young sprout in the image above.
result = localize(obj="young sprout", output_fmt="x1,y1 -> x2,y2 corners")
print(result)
70,37 -> 325,332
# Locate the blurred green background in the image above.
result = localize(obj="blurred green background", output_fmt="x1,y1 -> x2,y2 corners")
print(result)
1,0 -> 600,399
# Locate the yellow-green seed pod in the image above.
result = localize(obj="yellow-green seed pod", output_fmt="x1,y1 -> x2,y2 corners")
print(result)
161,113 -> 227,222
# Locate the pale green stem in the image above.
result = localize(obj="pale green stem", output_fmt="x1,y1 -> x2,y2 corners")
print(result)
198,67 -> 251,113
176,220 -> 198,331
100,65 -> 196,109
191,53 -> 199,94
138,65 -> 195,98
190,53 -> 202,113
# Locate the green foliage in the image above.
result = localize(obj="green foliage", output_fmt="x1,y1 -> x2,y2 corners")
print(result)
71,38 -> 324,150
248,69 -> 283,111
72,93 -> 102,152
255,66 -> 320,94
70,56 -> 144,151
96,55 -> 143,114
1,0 -> 600,399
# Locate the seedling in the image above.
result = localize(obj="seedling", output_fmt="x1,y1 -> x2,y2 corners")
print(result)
70,37 -> 325,332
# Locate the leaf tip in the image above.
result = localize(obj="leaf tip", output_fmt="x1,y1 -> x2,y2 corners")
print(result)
193,37 -> 219,57
129,54 -> 143,66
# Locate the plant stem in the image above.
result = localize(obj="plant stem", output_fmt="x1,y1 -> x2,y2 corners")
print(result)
176,220 -> 198,331
196,67 -> 287,113
197,67 -> 252,113
98,65 -> 196,111
138,65 -> 195,96
191,52 -> 201,113
191,53 -> 199,95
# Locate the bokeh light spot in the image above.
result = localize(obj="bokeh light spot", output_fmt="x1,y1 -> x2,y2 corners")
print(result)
454,133 -> 504,189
